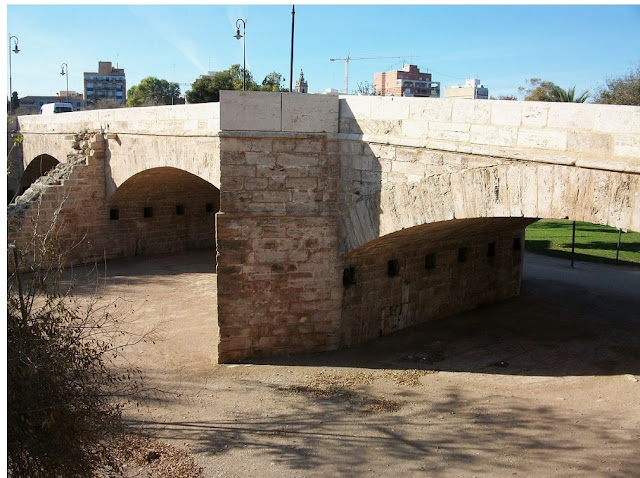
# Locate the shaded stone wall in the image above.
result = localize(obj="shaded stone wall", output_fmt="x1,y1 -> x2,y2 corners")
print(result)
105,167 -> 219,258
340,218 -> 534,348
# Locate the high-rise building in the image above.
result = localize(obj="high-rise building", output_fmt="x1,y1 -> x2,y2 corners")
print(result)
84,61 -> 126,105
373,64 -> 440,98
444,78 -> 489,99
295,69 -> 308,93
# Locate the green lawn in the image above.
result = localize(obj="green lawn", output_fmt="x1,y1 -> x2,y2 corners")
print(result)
525,219 -> 640,266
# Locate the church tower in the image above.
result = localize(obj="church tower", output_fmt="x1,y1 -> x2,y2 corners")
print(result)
295,69 -> 308,93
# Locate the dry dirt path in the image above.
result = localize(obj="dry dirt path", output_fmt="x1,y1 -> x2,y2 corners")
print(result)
75,251 -> 640,477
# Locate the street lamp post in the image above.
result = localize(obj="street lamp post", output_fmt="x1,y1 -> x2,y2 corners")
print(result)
290,5 -> 295,93
8,35 -> 20,114
234,19 -> 246,91
60,63 -> 69,102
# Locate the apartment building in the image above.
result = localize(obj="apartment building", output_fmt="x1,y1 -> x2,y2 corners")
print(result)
373,64 -> 440,98
444,78 -> 489,99
84,61 -> 126,105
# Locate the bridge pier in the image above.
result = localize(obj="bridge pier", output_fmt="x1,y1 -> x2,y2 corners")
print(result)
215,93 -> 343,360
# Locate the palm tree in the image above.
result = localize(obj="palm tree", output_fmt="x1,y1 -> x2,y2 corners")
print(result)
551,85 -> 590,103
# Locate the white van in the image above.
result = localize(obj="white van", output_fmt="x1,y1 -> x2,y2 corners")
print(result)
40,102 -> 74,115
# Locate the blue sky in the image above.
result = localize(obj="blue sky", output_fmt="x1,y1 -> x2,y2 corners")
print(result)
5,3 -> 640,100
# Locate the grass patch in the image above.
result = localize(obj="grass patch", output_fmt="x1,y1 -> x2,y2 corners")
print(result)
525,219 -> 640,266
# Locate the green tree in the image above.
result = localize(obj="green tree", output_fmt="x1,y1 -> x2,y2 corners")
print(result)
228,64 -> 259,91
550,85 -> 590,103
518,78 -> 557,101
490,94 -> 518,100
92,98 -> 124,110
593,65 -> 640,106
126,77 -> 181,106
261,71 -> 286,92
186,71 -> 235,103
356,81 -> 376,96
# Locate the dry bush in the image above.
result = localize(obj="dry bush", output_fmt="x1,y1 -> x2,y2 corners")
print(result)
7,199 -> 141,477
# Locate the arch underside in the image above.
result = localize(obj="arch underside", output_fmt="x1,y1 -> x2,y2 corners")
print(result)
20,154 -> 60,194
341,162 -> 639,254
106,167 -> 220,258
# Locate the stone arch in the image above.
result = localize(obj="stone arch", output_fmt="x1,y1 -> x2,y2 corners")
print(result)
19,154 -> 60,195
340,216 -> 534,348
105,167 -> 220,258
340,161 -> 639,254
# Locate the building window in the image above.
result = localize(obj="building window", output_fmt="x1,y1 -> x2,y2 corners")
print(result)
143,207 -> 153,218
487,242 -> 496,258
110,209 -> 119,220
176,204 -> 185,215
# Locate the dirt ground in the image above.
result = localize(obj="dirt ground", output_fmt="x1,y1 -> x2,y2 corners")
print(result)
75,251 -> 640,477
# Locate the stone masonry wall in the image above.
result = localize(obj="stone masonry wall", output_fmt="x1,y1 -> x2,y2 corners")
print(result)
216,133 -> 343,362
105,168 -> 219,258
215,91 -> 344,362
340,217 -> 534,348
8,132 -> 110,267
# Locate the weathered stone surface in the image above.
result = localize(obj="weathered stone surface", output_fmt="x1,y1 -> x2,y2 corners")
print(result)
220,91 -> 282,131
282,94 -> 339,133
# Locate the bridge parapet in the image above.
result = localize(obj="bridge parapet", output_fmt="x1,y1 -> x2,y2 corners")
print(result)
339,96 -> 640,174
17,102 -> 221,136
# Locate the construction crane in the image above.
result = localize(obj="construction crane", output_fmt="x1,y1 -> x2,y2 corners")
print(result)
329,54 -> 415,94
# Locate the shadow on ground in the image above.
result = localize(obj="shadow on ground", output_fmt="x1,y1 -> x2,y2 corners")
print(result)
125,378 -> 639,477
253,253 -> 640,377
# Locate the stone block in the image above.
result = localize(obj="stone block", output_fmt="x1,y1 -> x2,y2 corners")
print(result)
452,100 -> 492,125
517,128 -> 567,151
491,101 -> 522,126
370,97 -> 410,120
220,90 -> 282,132
408,98 -> 453,122
547,103 -> 595,130
282,94 -> 339,133
567,131 -> 612,156
470,124 -> 518,147
613,134 -> 640,158
392,161 -> 425,183
339,97 -> 373,119
401,119 -> 429,138
428,122 -> 471,142
594,105 -> 640,134
521,102 -> 549,127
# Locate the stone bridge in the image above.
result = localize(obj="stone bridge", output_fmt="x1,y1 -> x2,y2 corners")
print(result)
11,92 -> 640,362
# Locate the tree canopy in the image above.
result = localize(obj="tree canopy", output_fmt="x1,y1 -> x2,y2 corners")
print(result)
186,65 -> 287,103
551,85 -> 589,103
126,77 -> 181,107
593,65 -> 640,106
262,71 -> 286,92
519,78 -> 589,103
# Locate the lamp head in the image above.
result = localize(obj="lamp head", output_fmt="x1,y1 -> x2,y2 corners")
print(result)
234,29 -> 243,40
13,44 -> 20,54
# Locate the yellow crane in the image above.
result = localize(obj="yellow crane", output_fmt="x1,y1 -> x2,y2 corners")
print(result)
329,54 -> 415,94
